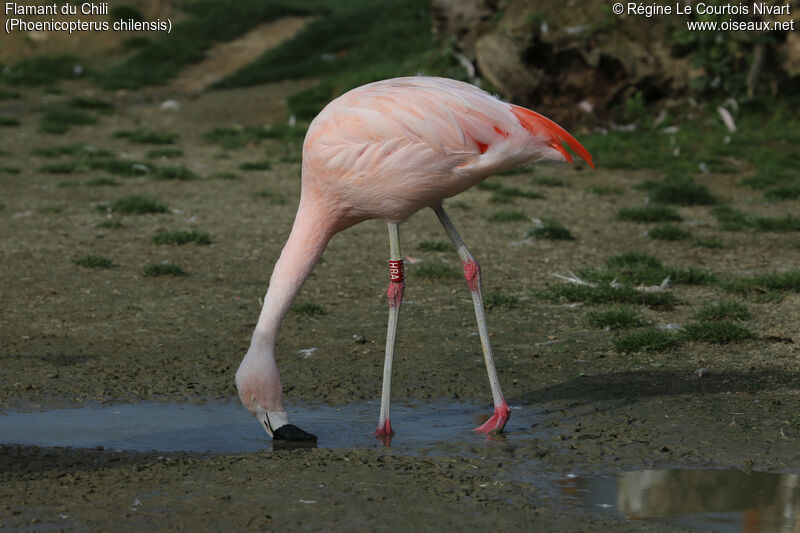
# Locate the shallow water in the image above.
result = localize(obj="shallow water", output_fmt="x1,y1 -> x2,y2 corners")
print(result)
0,399 -> 536,453
3,400 -> 798,532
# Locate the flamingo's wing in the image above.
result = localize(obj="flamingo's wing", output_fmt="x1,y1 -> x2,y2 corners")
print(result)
309,77 -> 593,177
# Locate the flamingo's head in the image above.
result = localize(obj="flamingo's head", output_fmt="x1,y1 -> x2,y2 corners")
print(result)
235,353 -> 317,443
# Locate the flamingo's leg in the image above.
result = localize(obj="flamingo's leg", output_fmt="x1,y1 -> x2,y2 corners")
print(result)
433,204 -> 510,434
376,222 -> 404,443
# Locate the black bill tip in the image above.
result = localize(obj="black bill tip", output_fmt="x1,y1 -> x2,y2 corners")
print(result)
273,423 -> 317,442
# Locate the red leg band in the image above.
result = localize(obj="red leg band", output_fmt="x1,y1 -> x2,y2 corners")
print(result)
387,259 -> 405,308
388,259 -> 404,282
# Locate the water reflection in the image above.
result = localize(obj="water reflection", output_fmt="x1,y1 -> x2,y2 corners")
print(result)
565,469 -> 800,532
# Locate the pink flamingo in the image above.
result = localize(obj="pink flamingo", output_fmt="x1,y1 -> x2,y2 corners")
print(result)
235,76 -> 594,442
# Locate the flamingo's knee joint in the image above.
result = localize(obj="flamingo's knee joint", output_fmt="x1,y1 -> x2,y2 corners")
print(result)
387,281 -> 405,308
463,259 -> 480,291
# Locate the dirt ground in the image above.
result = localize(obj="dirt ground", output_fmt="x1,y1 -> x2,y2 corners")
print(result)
1,40 -> 800,530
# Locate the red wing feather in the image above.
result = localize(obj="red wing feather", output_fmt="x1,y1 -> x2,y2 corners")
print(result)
510,104 -> 595,169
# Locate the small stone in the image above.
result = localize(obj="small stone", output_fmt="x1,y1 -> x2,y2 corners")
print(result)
160,99 -> 180,111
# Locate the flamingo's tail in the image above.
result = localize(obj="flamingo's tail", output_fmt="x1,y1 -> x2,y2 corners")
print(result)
510,104 -> 595,169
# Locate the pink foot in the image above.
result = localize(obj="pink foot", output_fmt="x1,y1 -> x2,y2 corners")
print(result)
374,420 -> 394,446
474,401 -> 510,434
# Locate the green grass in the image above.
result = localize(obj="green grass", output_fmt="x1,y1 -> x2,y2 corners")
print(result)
582,107 -> 800,181
204,124 -> 307,149
218,2 -> 427,88
33,144 -> 113,158
291,302 -> 326,316
648,224 -> 691,241
102,194 -> 168,215
637,176 -> 717,206
411,263 -> 461,281
617,205 -> 682,223
74,255 -> 114,269
484,291 -> 521,309
587,306 -> 646,329
144,263 -> 187,277
584,186 -> 623,196
712,206 -> 750,231
155,165 -> 198,180
0,167 -> 21,174
110,5 -> 144,21
488,210 -> 528,223
693,236 -> 724,248
764,185 -> 800,202
211,172 -> 240,180
532,176 -> 569,187
580,253 -> 717,286
97,219 -> 124,229
534,284 -> 675,309
152,230 -> 212,245
608,252 -> 669,275
724,270 -> 800,299
39,108 -> 96,134
752,215 -> 800,232
278,153 -> 303,164
115,129 -> 178,145
418,240 -> 451,252
103,0 -> 465,120
86,159 -> 153,177
693,301 -> 751,322
1,55 -> 83,85
85,177 -> 119,186
39,162 -> 82,174
255,190 -> 287,205
613,329 -> 681,353
97,1 -> 320,90
0,116 -> 20,127
240,161 -> 273,171
123,37 -> 151,50
665,267 -> 718,285
58,181 -> 80,188
69,97 -> 113,111
528,219 -> 574,240
477,182 -> 545,203
581,106 -> 800,207
0,89 -> 22,100
682,321 -> 755,344
147,148 -> 184,159
214,0 -> 455,119
713,206 -> 800,232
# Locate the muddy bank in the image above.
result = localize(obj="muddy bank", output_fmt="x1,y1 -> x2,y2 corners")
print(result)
1,445 -> 694,531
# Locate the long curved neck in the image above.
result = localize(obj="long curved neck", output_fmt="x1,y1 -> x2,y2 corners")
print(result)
250,201 -> 335,353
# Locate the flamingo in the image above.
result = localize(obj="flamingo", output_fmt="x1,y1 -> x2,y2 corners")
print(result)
235,76 -> 594,442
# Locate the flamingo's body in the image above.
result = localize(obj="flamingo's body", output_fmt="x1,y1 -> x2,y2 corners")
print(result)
236,76 -> 593,442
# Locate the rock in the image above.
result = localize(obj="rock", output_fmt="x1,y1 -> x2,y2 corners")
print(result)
780,31 -> 800,77
475,34 -> 544,100
432,0 -> 799,116
431,0 -> 498,60
160,99 -> 180,111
